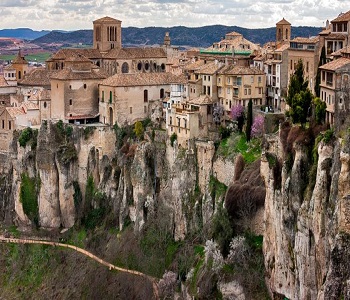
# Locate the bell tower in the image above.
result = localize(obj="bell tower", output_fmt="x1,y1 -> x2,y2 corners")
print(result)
93,16 -> 122,52
276,18 -> 291,46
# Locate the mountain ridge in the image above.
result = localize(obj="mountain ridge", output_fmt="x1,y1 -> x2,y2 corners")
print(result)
0,25 -> 322,48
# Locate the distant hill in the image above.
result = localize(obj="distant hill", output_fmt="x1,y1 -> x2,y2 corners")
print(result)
0,28 -> 50,40
11,25 -> 322,48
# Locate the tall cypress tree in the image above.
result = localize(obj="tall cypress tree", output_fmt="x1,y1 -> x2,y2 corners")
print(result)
287,60 -> 312,125
246,99 -> 253,142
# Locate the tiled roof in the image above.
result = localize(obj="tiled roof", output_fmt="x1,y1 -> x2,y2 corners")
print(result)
101,72 -> 186,87
0,75 -> 9,87
319,28 -> 331,35
332,10 -> 350,22
6,107 -> 25,119
18,68 -> 51,86
183,60 -> 205,71
196,61 -> 224,75
50,68 -> 108,80
12,52 -> 28,64
93,16 -> 121,23
103,47 -> 167,59
226,31 -> 242,37
27,89 -> 51,101
291,36 -> 319,44
319,57 -> 350,71
4,64 -> 15,70
325,33 -> 346,40
219,65 -> 265,75
189,94 -> 214,105
20,101 -> 39,111
49,48 -> 102,60
276,18 -> 291,25
276,43 -> 290,51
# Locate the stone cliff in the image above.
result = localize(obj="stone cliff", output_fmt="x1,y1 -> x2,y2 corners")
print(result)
0,122 -> 233,241
262,123 -> 350,299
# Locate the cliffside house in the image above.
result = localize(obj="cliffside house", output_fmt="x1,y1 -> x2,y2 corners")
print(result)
217,65 -> 266,120
50,54 -> 107,124
319,57 -> 350,126
99,72 -> 186,126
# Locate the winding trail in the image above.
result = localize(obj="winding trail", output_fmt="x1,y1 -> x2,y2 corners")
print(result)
0,235 -> 159,299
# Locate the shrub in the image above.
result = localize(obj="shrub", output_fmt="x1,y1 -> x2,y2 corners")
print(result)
170,132 -> 177,147
20,173 -> 39,226
251,115 -> 264,138
18,127 -> 38,149
134,121 -> 144,140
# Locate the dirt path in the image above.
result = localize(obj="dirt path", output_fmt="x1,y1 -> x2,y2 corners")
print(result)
0,235 -> 159,299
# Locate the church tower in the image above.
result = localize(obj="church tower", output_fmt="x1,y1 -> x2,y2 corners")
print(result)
93,16 -> 122,52
276,18 -> 291,45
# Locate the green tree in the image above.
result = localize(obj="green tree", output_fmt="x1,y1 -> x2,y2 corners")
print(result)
313,97 -> 327,124
286,60 -> 312,125
246,99 -> 253,142
315,46 -> 326,97
134,121 -> 144,140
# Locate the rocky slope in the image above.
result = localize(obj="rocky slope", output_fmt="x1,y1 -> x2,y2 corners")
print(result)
262,124 -> 350,299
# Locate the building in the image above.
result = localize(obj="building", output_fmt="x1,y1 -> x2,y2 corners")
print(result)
166,94 -> 216,147
99,72 -> 186,126
319,57 -> 350,126
288,37 -> 320,94
217,65 -> 266,119
3,51 -> 30,85
276,18 -> 291,47
50,54 -> 107,123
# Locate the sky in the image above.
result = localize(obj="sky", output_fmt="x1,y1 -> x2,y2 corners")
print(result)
0,0 -> 349,31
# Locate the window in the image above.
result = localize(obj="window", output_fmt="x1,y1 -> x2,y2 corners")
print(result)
122,62 -> 129,73
290,60 -> 293,70
110,91 -> 113,103
208,86 -> 211,95
306,62 -> 309,73
160,88 -> 164,99
144,90 -> 148,102
203,86 -> 206,94
204,76 -> 207,81
69,99 -> 72,105
69,85 -> 72,89
102,91 -> 104,102
258,76 -> 261,83
137,62 -> 142,71
130,107 -> 132,114
84,84 -> 87,89
208,76 -> 211,81
170,117 -> 172,125
251,76 -> 254,83
248,88 -> 251,95
161,63 -> 165,71
8,121 -> 11,130
244,89 -> 247,95
227,88 -> 230,94
44,102 -> 47,108
2,120 -> 4,129
145,63 -> 149,71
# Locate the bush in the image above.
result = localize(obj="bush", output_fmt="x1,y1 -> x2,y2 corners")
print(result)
170,132 -> 177,147
18,127 -> 38,149
20,173 -> 39,226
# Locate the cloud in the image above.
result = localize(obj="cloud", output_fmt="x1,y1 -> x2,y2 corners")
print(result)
0,0 -> 348,30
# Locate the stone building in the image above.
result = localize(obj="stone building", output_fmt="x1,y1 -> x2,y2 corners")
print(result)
217,65 -> 266,118
319,57 -> 350,126
3,51 -> 30,85
99,72 -> 185,126
50,54 -> 107,123
93,16 -> 122,52
167,94 -> 216,147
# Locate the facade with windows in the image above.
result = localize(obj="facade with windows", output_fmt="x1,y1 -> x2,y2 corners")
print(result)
217,65 -> 266,119
319,57 -> 350,126
99,72 -> 186,126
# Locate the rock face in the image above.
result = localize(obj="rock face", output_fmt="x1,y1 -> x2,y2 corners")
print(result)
262,127 -> 350,299
0,122 -> 230,241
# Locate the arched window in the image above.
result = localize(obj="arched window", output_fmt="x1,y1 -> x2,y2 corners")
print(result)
84,84 -> 87,89
44,102 -> 47,108
18,71 -> 21,80
145,62 -> 149,71
122,62 -> 129,73
69,99 -> 72,105
161,63 -> 165,72
144,90 -> 148,103
160,88 -> 164,99
285,29 -> 289,40
137,62 -> 142,71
